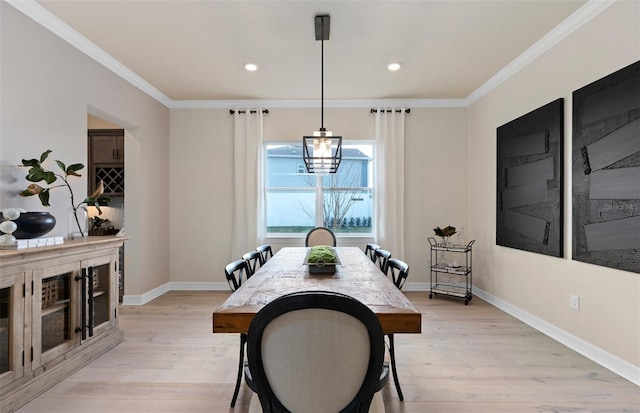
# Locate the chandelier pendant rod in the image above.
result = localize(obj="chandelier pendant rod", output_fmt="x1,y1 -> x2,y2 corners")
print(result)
320,32 -> 324,131
303,14 -> 341,175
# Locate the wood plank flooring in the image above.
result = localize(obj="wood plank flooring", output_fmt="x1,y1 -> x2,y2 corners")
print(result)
16,291 -> 639,413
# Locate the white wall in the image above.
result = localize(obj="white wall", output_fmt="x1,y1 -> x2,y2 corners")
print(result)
169,107 -> 467,284
88,114 -> 120,129
169,109 -> 234,284
0,2 -> 171,296
467,1 -> 639,367
405,108 -> 468,283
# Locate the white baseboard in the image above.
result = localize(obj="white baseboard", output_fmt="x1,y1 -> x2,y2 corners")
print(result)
121,282 -> 228,305
121,282 -> 170,305
472,286 -> 640,387
121,281 -> 639,386
403,281 -> 430,291
168,281 -> 229,291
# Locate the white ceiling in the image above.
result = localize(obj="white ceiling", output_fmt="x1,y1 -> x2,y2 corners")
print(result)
19,1 -> 597,105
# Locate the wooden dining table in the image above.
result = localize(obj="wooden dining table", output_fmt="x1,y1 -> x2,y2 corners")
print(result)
212,247 -> 422,335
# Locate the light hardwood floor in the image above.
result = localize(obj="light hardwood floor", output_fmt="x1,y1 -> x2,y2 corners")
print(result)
16,291 -> 639,413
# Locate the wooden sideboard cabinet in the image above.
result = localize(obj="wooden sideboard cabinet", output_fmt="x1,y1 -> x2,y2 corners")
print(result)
0,237 -> 126,413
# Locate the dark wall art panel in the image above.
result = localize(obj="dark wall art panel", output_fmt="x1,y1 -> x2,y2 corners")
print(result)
572,60 -> 640,273
497,98 -> 564,257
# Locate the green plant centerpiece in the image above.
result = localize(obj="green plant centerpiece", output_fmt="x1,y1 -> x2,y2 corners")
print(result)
305,245 -> 340,274
307,245 -> 339,264
434,225 -> 456,246
19,150 -> 110,238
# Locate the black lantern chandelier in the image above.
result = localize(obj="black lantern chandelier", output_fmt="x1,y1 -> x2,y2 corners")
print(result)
303,15 -> 342,175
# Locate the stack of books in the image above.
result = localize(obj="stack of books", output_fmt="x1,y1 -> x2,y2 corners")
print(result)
13,237 -> 64,249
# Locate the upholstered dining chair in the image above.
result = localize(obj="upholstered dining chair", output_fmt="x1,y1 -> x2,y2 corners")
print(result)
224,259 -> 252,407
305,227 -> 337,247
373,248 -> 392,274
383,257 -> 410,401
243,250 -> 263,277
245,290 -> 387,413
365,243 -> 381,262
256,244 -> 273,265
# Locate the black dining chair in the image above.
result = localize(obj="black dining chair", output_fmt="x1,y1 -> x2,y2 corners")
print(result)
242,250 -> 263,277
387,257 -> 409,291
305,227 -> 337,247
365,243 -> 381,262
245,290 -> 387,412
384,257 -> 410,401
225,259 -> 251,292
256,244 -> 273,265
224,259 -> 252,407
373,248 -> 391,274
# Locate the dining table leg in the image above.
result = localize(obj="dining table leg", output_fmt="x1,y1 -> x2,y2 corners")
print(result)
387,334 -> 404,401
230,333 -> 247,407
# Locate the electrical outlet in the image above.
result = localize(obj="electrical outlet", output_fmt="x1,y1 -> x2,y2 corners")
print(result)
570,294 -> 580,310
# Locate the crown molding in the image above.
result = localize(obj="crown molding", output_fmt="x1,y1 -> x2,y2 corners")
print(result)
6,0 -> 173,108
169,98 -> 468,109
8,0 -> 615,110
465,0 -> 615,105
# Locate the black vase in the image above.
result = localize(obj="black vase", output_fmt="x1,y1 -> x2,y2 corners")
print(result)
0,211 -> 56,239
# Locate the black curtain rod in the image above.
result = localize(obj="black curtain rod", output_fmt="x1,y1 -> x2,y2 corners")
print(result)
229,108 -> 410,114
370,108 -> 411,114
229,109 -> 269,115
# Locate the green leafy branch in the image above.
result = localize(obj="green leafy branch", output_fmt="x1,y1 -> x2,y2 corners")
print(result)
19,150 -> 110,237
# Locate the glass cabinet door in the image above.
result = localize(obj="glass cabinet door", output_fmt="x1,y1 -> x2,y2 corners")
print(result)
0,272 -> 24,388
83,256 -> 116,340
41,274 -> 71,352
33,262 -> 80,367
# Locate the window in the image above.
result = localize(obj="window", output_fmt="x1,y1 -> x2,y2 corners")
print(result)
265,142 -> 373,235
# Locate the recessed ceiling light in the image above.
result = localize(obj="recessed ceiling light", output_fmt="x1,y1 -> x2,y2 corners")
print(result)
244,63 -> 258,72
387,62 -> 401,72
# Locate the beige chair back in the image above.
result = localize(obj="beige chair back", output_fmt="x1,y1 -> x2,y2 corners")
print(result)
247,291 -> 386,413
305,227 -> 336,247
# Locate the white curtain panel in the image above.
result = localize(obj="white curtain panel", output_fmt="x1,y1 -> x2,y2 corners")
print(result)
231,109 -> 265,259
374,108 -> 406,258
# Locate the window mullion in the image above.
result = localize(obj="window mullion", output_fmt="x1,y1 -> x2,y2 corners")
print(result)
315,175 -> 324,227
